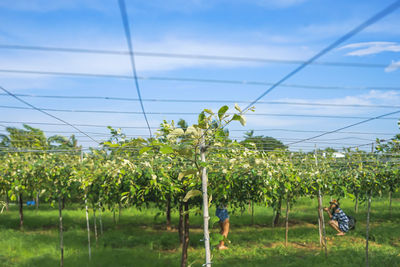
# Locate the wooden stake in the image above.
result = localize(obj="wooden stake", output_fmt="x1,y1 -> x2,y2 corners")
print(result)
366,191 -> 372,267
93,204 -> 98,245
19,193 -> 23,230
58,197 -> 64,267
85,198 -> 91,261
285,198 -> 290,247
389,190 -> 392,218
200,132 -> 211,266
99,205 -> 103,236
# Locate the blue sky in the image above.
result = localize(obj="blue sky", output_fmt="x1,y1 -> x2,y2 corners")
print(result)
0,0 -> 399,151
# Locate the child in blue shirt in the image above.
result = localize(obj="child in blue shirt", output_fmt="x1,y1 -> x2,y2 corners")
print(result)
324,199 -> 349,236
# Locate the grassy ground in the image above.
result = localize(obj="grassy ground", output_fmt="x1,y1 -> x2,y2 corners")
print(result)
0,196 -> 399,267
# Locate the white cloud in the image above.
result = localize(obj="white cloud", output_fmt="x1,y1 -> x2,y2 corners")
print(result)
362,90 -> 400,101
385,60 -> 400,72
255,90 -> 400,116
240,90 -> 400,132
339,42 -> 400,56
363,17 -> 400,35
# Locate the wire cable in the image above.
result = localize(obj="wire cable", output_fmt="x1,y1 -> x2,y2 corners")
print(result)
1,93 -> 400,109
1,69 -> 400,91
0,120 -> 397,136
243,0 -> 400,112
118,0 -> 152,138
0,86 -> 100,144
2,104 -> 399,120
0,44 -> 390,69
287,109 -> 400,146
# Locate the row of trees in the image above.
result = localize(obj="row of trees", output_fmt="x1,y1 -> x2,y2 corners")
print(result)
1,106 -> 399,267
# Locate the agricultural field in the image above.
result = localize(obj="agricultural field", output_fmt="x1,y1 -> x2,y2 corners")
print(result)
0,197 -> 399,267
1,0 -> 400,266
1,107 -> 399,267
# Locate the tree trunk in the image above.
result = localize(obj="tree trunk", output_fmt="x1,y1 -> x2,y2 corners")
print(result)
285,198 -> 290,247
58,198 -> 64,267
180,201 -> 190,267
200,134 -> 211,266
113,208 -> 116,225
93,205 -> 98,245
5,194 -> 9,212
355,193 -> 359,213
85,198 -> 91,261
251,200 -> 255,225
99,205 -> 103,236
274,197 -> 282,227
317,190 -> 328,257
271,207 -> 276,228
178,202 -> 184,245
366,191 -> 372,267
19,193 -> 23,230
62,197 -> 65,210
166,197 -> 172,230
389,190 -> 392,218
36,193 -> 39,210
118,203 -> 122,223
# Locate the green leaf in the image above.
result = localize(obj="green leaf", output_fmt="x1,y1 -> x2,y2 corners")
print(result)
234,103 -> 242,113
204,109 -> 214,115
210,216 -> 220,227
139,147 -> 152,154
232,114 -> 240,122
183,189 -> 202,202
232,114 -> 246,126
160,145 -> 174,154
198,111 -> 206,128
178,169 -> 198,180
218,105 -> 229,120
210,233 -> 224,246
199,161 -> 208,168
102,141 -> 120,148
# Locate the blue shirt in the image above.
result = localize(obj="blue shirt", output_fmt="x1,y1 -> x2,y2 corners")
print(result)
332,208 -> 349,232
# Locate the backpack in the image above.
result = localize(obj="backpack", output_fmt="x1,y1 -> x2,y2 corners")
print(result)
347,215 -> 356,230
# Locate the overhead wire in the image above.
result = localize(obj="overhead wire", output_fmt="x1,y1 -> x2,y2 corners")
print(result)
1,4 -> 398,153
287,109 -> 400,146
1,142 -> 398,157
1,69 -> 400,92
242,0 -> 400,112
0,86 -> 100,144
0,120 -> 397,136
1,146 -> 398,156
118,0 -> 152,138
1,134 -> 376,146
1,93 -> 400,109
0,129 -> 377,142
1,104 -> 399,120
0,44 -> 390,69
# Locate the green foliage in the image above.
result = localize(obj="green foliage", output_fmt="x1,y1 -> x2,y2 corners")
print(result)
0,105 -> 399,267
241,131 -> 287,151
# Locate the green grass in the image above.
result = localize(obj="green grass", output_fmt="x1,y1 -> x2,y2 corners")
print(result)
0,196 -> 399,267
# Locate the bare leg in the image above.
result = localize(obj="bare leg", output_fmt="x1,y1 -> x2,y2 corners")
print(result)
218,219 -> 230,250
328,220 -> 345,235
